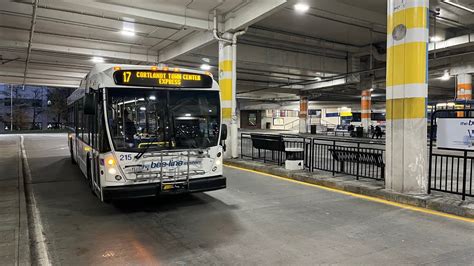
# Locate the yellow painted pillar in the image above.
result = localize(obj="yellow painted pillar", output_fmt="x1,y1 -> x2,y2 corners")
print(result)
219,40 -> 233,158
386,0 -> 428,193
361,90 -> 371,133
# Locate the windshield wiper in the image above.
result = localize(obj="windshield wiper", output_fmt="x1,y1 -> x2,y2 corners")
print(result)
135,130 -> 160,159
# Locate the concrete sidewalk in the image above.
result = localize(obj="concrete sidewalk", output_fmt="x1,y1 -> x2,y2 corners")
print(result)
226,158 -> 474,219
0,135 -> 30,266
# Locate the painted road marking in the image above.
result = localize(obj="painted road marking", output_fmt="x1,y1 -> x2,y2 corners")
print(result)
224,164 -> 474,224
20,136 -> 52,266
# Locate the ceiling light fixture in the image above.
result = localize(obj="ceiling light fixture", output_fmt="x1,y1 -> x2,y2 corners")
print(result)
440,70 -> 451,81
91,56 -> 104,63
314,77 -> 322,81
294,3 -> 310,13
430,36 -> 443,42
202,57 -> 210,63
200,64 -> 211,71
121,29 -> 135,36
442,0 -> 474,13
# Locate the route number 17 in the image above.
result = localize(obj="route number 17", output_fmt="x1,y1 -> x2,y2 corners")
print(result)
123,71 -> 132,83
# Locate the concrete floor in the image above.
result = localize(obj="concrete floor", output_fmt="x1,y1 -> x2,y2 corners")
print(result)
12,134 -> 474,264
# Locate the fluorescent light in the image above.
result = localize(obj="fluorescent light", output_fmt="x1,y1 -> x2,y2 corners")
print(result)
430,36 -> 443,42
185,113 -> 191,117
202,57 -> 210,63
442,0 -> 474,13
121,29 -> 135,36
370,88 -> 375,92
294,3 -> 310,12
200,64 -> 211,70
149,95 -> 156,100
140,107 -> 146,111
314,77 -> 322,81
91,56 -> 104,63
440,70 -> 451,81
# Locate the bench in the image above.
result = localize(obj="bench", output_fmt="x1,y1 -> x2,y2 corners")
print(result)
328,148 -> 385,179
250,134 -> 285,164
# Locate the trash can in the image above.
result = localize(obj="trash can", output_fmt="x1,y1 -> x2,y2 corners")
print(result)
285,147 -> 304,170
310,125 -> 317,134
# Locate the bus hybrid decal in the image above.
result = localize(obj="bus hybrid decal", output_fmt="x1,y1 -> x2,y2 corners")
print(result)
114,70 -> 213,88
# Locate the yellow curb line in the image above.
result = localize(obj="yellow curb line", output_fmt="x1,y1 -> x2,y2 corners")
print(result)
224,164 -> 474,224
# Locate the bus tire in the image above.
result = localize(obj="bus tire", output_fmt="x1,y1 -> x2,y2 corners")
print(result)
70,140 -> 76,164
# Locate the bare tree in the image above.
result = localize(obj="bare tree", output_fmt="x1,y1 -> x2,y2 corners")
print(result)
47,88 -> 71,127
31,88 -> 45,129
1,85 -> 29,130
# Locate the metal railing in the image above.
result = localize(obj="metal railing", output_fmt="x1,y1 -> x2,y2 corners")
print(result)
428,109 -> 474,200
310,138 -> 385,180
429,152 -> 473,199
240,133 -> 385,181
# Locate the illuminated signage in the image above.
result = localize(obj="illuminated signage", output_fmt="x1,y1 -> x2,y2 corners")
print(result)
114,70 -> 213,88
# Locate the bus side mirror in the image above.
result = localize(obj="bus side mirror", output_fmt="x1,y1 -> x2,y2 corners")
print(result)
221,124 -> 227,141
84,94 -> 95,115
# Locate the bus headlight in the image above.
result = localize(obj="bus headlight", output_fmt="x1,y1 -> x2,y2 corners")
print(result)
215,158 -> 222,166
108,168 -> 117,175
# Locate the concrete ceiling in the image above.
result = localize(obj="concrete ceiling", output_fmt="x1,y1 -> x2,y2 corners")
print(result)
0,0 -> 473,104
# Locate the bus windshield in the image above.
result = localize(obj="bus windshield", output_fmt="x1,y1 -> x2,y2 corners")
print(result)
106,88 -> 220,152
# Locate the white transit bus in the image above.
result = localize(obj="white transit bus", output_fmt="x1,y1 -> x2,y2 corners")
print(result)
67,64 -> 227,202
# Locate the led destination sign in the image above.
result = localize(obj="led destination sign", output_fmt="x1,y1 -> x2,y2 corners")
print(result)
114,70 -> 213,88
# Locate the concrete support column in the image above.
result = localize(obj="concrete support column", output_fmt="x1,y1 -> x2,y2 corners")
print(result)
385,0 -> 428,194
218,40 -> 234,158
361,90 -> 371,133
299,96 -> 308,133
457,73 -> 472,100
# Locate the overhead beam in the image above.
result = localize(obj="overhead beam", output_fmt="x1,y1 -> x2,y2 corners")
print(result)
0,75 -> 80,87
59,0 -> 212,30
0,40 -> 158,62
224,0 -> 287,32
158,0 -> 288,62
23,0 -> 39,85
159,31 -> 214,63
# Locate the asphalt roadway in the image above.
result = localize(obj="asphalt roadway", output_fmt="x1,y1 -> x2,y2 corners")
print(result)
8,134 -> 474,265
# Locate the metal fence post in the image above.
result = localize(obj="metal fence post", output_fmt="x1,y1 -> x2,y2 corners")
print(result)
240,132 -> 243,159
332,140 -> 336,176
428,111 -> 437,195
356,142 -> 360,180
310,138 -> 314,172
462,150 -> 468,200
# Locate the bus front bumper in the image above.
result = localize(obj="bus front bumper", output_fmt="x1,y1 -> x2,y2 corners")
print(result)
102,175 -> 226,201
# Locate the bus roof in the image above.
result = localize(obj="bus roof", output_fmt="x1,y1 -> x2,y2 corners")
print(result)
67,64 -> 218,105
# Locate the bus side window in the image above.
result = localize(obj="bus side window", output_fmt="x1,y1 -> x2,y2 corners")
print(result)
77,100 -> 83,139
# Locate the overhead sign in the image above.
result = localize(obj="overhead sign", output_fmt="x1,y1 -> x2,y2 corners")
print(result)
437,118 -> 474,150
114,70 -> 213,88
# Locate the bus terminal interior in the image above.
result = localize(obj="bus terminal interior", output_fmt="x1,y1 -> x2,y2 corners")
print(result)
0,1 -> 474,265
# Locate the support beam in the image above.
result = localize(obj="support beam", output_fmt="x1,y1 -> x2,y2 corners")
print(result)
23,0 -> 39,86
361,90 -> 371,133
159,32 -> 214,63
456,73 -> 472,100
0,40 -> 158,62
219,40 -> 233,158
224,0 -> 287,32
385,0 -> 429,194
158,0 -> 288,62
299,96 -> 308,133
59,0 -> 211,30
